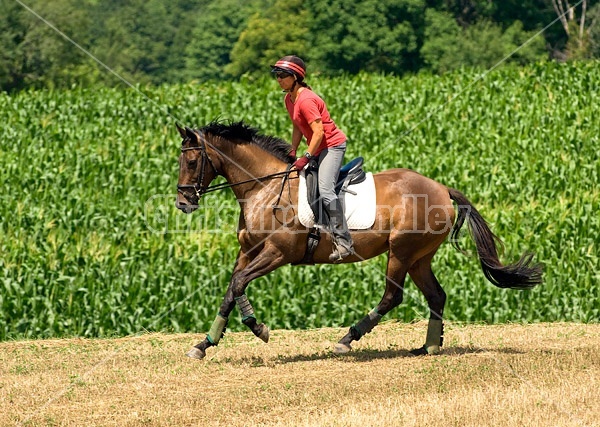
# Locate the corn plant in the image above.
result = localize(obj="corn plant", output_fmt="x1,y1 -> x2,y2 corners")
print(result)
0,61 -> 598,340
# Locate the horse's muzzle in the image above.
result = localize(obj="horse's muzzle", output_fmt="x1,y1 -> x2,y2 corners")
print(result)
176,192 -> 199,214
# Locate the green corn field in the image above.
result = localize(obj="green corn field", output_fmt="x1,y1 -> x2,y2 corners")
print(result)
0,61 -> 598,340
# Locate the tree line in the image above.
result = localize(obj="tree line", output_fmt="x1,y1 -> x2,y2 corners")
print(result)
1,0 -> 598,92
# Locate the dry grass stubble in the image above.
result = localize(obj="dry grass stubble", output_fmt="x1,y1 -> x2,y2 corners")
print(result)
0,322 -> 598,426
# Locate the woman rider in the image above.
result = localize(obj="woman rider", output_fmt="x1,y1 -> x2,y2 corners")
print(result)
271,55 -> 354,263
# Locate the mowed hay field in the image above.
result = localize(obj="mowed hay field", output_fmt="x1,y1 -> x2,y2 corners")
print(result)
1,322 -> 598,426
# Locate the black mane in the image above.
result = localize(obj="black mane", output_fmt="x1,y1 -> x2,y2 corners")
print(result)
200,121 -> 294,164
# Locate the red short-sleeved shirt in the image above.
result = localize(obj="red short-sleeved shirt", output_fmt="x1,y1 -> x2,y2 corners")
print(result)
285,89 -> 346,156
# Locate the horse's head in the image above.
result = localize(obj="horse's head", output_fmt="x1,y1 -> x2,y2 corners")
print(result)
176,125 -> 219,213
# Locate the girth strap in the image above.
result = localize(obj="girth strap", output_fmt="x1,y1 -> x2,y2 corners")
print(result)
292,227 -> 322,265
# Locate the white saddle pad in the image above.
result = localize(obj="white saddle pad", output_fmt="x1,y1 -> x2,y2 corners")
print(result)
298,171 -> 376,230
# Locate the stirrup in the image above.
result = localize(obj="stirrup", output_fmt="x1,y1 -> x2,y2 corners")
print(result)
329,244 -> 354,263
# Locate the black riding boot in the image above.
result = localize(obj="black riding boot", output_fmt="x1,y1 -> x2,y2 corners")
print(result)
324,199 -> 354,263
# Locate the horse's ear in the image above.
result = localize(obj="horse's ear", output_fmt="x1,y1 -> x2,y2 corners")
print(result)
185,127 -> 198,142
176,123 -> 186,139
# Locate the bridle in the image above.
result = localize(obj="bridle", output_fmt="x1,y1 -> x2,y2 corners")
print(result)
177,132 -> 218,199
177,130 -> 219,198
177,132 -> 296,202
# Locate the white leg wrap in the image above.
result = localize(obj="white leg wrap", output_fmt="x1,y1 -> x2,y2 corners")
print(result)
207,314 -> 228,345
425,319 -> 443,355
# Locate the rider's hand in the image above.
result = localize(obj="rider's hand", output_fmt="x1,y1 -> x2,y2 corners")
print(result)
289,148 -> 297,159
293,156 -> 309,170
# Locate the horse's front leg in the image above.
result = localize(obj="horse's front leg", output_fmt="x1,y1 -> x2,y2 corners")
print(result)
186,244 -> 285,360
235,293 -> 270,342
185,295 -> 234,360
186,283 -> 268,359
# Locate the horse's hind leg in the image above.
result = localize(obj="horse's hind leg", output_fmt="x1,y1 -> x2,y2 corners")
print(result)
334,252 -> 408,354
408,252 -> 446,355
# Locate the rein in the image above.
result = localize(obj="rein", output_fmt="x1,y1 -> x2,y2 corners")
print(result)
199,169 -> 296,195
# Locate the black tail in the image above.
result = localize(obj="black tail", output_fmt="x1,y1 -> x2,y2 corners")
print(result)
448,188 -> 543,289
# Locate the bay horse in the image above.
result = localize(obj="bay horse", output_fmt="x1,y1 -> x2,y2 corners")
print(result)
175,121 -> 543,359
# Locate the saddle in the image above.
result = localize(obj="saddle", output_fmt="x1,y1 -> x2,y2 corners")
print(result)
305,157 -> 367,225
295,157 -> 367,265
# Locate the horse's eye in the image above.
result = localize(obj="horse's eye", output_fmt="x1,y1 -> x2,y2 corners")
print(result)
187,160 -> 198,169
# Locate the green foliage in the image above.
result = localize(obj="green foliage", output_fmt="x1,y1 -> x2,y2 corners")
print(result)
306,0 -> 426,74
566,2 -> 600,60
185,0 -> 266,81
87,0 -> 201,86
0,0 -> 29,90
225,0 -> 309,77
0,0 -> 97,90
588,4 -> 600,58
421,10 -> 547,73
1,62 -> 599,340
4,0 -> 584,91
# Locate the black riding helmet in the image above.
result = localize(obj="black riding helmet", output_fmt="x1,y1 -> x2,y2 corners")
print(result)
270,55 -> 306,79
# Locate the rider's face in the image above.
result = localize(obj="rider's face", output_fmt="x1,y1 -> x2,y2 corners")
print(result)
276,73 -> 295,91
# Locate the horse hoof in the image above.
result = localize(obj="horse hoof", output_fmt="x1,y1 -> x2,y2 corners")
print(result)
426,345 -> 441,355
409,345 -> 441,356
186,347 -> 206,360
258,324 -> 270,343
334,343 -> 352,354
409,346 -> 429,356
